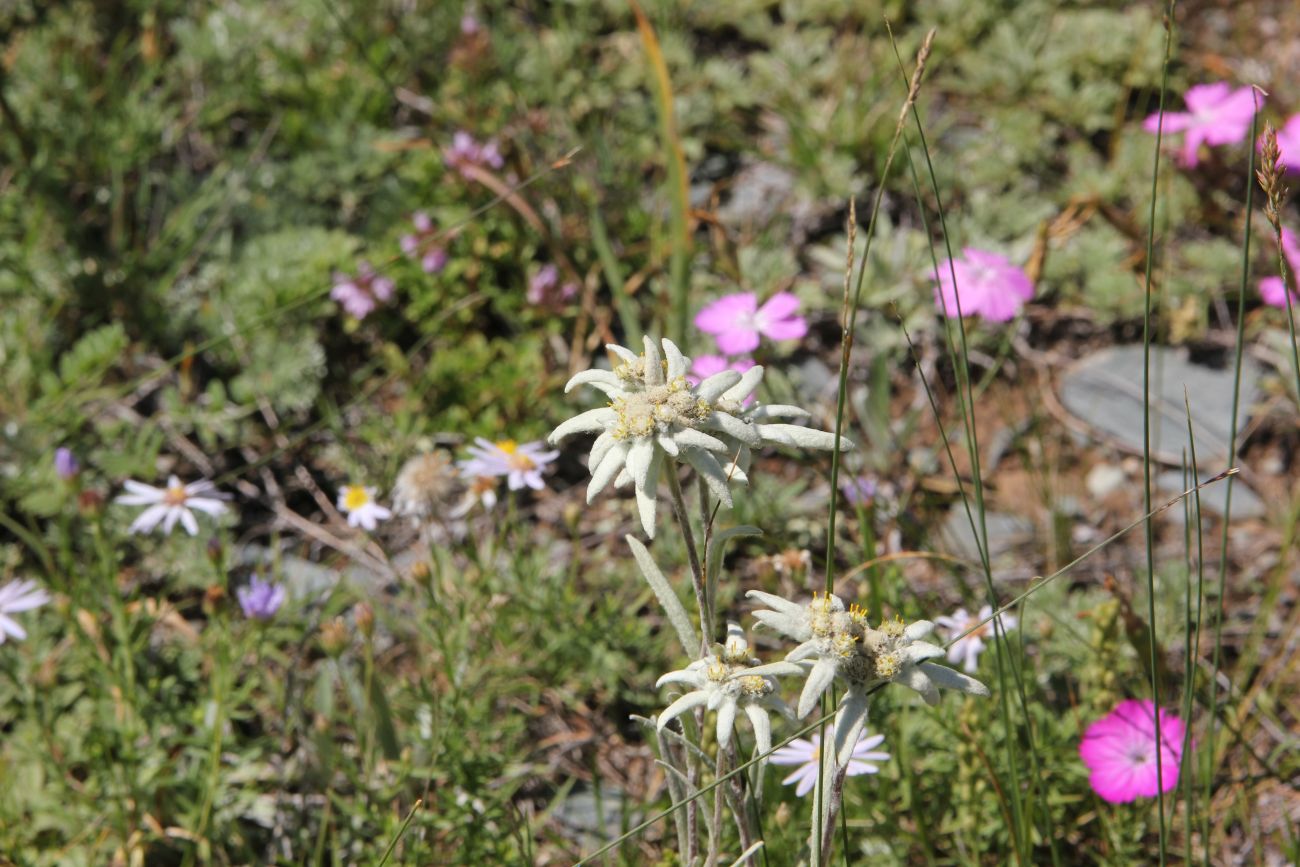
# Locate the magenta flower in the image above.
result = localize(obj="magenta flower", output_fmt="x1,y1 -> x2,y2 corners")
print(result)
1260,226 -> 1300,309
1079,699 -> 1186,804
1143,83 -> 1259,168
331,262 -> 395,320
933,248 -> 1034,322
526,264 -> 577,306
694,291 -> 807,355
1266,114 -> 1300,175
399,212 -> 449,274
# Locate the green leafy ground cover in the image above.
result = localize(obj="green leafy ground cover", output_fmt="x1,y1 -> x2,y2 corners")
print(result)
0,1 -> 1297,864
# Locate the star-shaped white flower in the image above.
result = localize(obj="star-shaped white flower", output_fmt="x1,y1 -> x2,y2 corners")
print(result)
935,604 -> 1017,673
743,589 -> 989,766
115,475 -> 229,536
655,623 -> 794,758
549,336 -> 851,537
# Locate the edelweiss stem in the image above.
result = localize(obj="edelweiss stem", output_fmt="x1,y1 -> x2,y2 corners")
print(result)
668,466 -> 711,651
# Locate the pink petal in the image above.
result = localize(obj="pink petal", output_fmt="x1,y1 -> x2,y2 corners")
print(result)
759,315 -> 808,342
1183,82 -> 1233,112
756,291 -> 801,321
1144,111 -> 1195,134
714,328 -> 761,355
694,292 -> 757,334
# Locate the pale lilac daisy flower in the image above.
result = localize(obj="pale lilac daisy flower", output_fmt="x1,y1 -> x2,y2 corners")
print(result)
934,605 -> 1017,674
337,485 -> 392,531
399,212 -> 449,274
115,475 -> 228,536
933,248 -> 1034,323
1144,82 -> 1259,168
0,579 -> 52,644
458,438 -> 558,491
695,291 -> 808,355
237,574 -> 285,621
54,447 -> 80,481
1259,226 -> 1300,309
1080,699 -> 1186,804
331,262 -> 396,320
769,724 -> 890,797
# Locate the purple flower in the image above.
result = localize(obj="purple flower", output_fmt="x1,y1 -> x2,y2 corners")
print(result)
460,13 -> 481,35
331,262 -> 396,320
1267,114 -> 1300,175
526,264 -> 578,306
1079,699 -> 1186,804
841,475 -> 877,507
399,212 -> 449,274
54,447 -> 80,481
933,248 -> 1034,323
458,438 -> 558,491
1260,226 -> 1300,309
1144,83 -> 1259,168
237,574 -> 285,621
694,291 -> 807,355
443,131 -> 504,178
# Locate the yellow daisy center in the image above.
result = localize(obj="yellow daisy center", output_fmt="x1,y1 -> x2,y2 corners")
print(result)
163,484 -> 188,506
343,486 -> 371,511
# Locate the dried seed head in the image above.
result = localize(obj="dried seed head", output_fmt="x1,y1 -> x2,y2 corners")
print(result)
1258,122 -> 1289,230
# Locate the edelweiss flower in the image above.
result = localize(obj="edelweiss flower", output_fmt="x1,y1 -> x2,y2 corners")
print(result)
337,485 -> 392,531
0,579 -> 51,644
115,475 -> 229,536
656,623 -> 793,757
459,437 -> 558,491
549,336 -> 850,537
769,724 -> 890,797
743,590 -> 989,765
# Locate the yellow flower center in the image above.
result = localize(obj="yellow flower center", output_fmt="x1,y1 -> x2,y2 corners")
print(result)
343,486 -> 371,511
496,439 -> 518,454
163,484 -> 188,506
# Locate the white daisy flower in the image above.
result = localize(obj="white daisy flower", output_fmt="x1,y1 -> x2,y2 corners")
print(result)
655,622 -> 794,758
743,590 -> 988,766
115,475 -> 229,536
0,579 -> 52,644
549,336 -> 851,537
934,605 -> 1017,674
769,724 -> 890,797
337,485 -> 392,531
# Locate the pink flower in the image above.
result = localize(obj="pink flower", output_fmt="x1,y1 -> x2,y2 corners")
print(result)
1267,114 -> 1300,175
331,262 -> 395,320
694,291 -> 807,355
400,212 -> 449,274
526,264 -> 577,306
443,131 -> 504,179
460,13 -> 481,35
689,354 -> 753,382
1144,83 -> 1259,168
1260,227 -> 1300,309
1079,699 -> 1186,804
933,248 -> 1034,322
